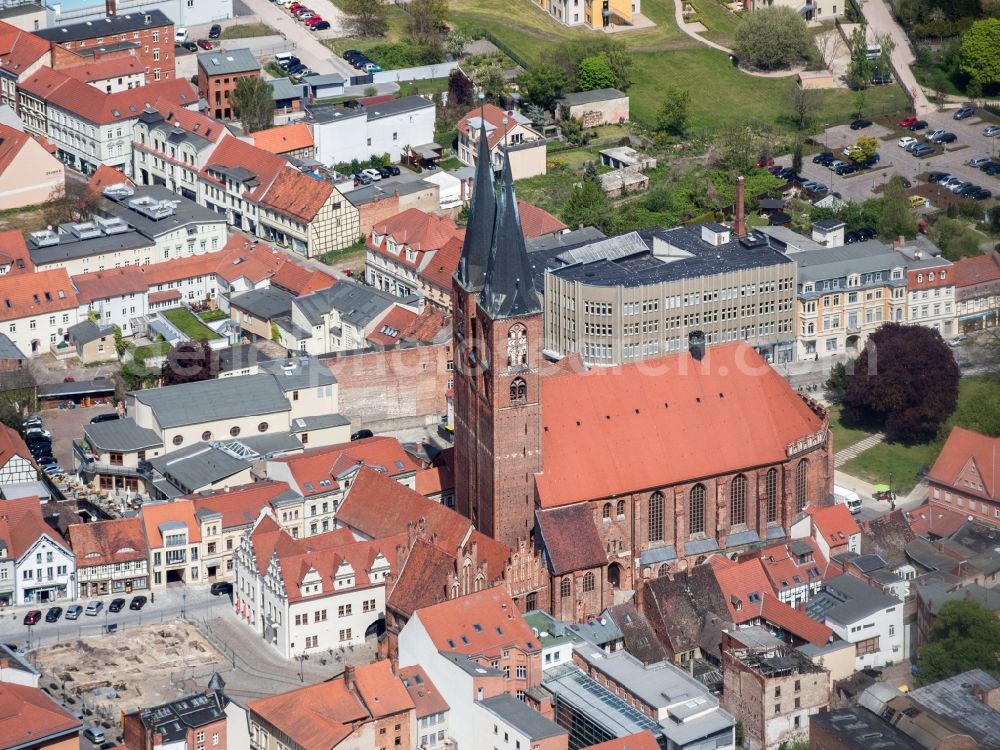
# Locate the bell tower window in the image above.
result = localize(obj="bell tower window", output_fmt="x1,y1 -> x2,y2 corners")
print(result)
510,377 -> 527,403
507,323 -> 528,368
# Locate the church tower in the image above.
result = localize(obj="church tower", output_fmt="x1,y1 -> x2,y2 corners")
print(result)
452,146 -> 544,550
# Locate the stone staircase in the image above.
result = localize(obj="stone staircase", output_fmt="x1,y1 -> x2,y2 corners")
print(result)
834,432 -> 886,468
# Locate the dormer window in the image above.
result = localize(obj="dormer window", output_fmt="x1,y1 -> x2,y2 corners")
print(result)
928,271 -> 935,281
917,273 -> 923,283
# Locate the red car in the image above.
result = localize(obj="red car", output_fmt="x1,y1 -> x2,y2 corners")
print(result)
306,16 -> 324,26
197,38 -> 214,50
289,2 -> 304,9
23,610 -> 41,625
898,115 -> 918,128
756,157 -> 775,167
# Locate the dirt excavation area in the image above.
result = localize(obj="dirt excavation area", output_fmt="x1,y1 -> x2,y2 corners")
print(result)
32,620 -> 223,740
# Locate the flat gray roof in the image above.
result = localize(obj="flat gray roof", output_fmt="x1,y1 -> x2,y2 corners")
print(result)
35,10 -> 172,41
269,77 -> 307,102
149,443 -> 250,494
85,418 -> 163,452
806,574 -> 901,625
198,48 -> 260,76
294,282 -> 398,329
134,373 -> 290,429
102,186 -> 226,239
558,88 -> 627,106
910,669 -> 1000,747
480,694 -> 566,740
29,228 -> 152,265
259,356 -> 337,391
230,287 -> 295,321
365,95 -> 434,122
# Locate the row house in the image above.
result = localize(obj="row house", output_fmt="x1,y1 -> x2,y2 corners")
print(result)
141,498 -> 202,587
0,424 -> 38,485
19,65 -> 198,176
0,496 -> 76,605
954,251 -> 1000,334
251,123 -> 314,160
196,48 -> 260,121
233,511 -> 400,657
0,266 -> 80,357
67,516 -> 149,597
71,267 -> 150,336
197,136 -> 286,237
0,20 -> 50,114
123,684 -> 230,750
927,426 -> 1000,526
456,103 -> 547,180
904,253 -> 955,339
61,56 -> 145,94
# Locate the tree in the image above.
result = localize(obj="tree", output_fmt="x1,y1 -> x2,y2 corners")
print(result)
406,0 -> 448,55
788,84 -> 816,131
825,359 -> 856,401
112,325 -> 127,357
448,69 -> 474,106
559,112 -> 585,145
930,217 -> 984,260
879,175 -> 917,240
843,323 -> 959,444
474,64 -> 506,103
43,180 -> 101,227
161,340 -> 214,386
230,77 -> 274,133
342,0 -> 388,37
847,26 -> 874,87
792,140 -> 803,174
717,127 -> 758,175
918,599 -> 1000,683
516,64 -> 570,111
733,6 -> 809,71
960,18 -> 1000,87
444,31 -> 470,60
851,135 -> 880,162
577,55 -> 614,91
562,168 -> 614,234
654,86 -> 690,137
545,37 -> 632,90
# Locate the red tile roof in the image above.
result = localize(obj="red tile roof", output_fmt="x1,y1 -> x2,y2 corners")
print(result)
536,504 -> 607,575
252,123 -> 314,155
67,517 -> 148,568
582,732 -> 661,750
88,163 -> 134,193
20,68 -> 197,125
138,233 -> 302,288
151,98 -> 230,143
270,262 -> 335,297
953,253 -> 1000,290
247,675 -> 369,749
0,230 -> 33,274
367,305 -> 420,347
200,137 -> 286,202
0,23 -> 50,76
259,166 -> 334,223
0,682 -> 82,750
372,208 -> 460,253
72,266 -> 149,304
517,199 -> 566,238
0,124 -> 33,176
189,480 -> 292,530
139,499 -> 201,547
929,426 -> 1000,502
61,56 -> 144,83
0,496 -> 68,560
277,532 -> 404,603
712,557 -> 773,624
399,665 -> 449,717
808,504 -> 861,546
759,594 -> 832,646
457,103 -> 538,150
905,502 -> 969,539
757,538 -> 832,595
269,436 -> 417,497
413,586 -> 539,656
0,423 -> 33,468
148,289 -> 182,304
417,234 -> 463,294
536,342 -> 827,507
414,447 -> 453,497
386,538 -> 455,619
352,660 -> 415,718
0,267 -> 77,323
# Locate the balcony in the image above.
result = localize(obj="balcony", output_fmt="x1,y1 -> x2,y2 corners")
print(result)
75,442 -> 149,479
165,550 -> 187,565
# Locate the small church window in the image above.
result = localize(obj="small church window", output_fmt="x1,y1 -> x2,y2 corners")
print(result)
560,578 -> 571,597
507,323 -> 528,368
766,468 -> 778,523
582,572 -> 595,593
616,499 -> 626,518
648,492 -> 664,542
795,460 -> 808,511
602,503 -> 612,520
690,484 -> 706,535
510,377 -> 527,403
730,474 -> 747,526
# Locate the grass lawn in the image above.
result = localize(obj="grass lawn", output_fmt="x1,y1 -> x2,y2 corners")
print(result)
199,309 -> 229,322
322,6 -> 410,55
317,239 -> 366,273
828,404 -> 876,454
162,308 -> 221,341
220,24 -> 275,39
685,0 -> 742,47
132,341 -> 171,360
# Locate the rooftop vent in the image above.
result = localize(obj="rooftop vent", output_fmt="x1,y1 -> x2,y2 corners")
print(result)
738,231 -> 768,248
127,195 -> 176,220
103,183 -> 135,201
69,221 -> 102,240
96,216 -> 130,235
29,229 -> 59,248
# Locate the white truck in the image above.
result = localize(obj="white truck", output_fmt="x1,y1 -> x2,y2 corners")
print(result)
834,485 -> 863,514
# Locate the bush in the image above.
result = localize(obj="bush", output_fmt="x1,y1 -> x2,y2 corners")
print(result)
364,42 -> 442,69
734,6 -> 809,71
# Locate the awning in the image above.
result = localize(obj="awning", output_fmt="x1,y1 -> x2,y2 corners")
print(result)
959,311 -> 996,321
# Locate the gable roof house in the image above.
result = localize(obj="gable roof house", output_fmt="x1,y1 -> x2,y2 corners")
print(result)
927,426 -> 1000,526
0,21 -> 52,114
0,423 -> 36,485
67,516 -> 149,598
0,266 -> 79,358
251,122 -> 314,159
197,136 -> 287,237
456,103 -> 546,180
0,496 -> 76,605
0,122 -> 65,210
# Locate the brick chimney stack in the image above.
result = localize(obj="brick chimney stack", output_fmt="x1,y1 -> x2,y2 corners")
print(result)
735,175 -> 746,237
106,0 -> 117,16
344,665 -> 356,692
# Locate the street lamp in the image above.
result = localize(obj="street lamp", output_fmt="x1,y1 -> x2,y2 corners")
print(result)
298,653 -> 305,683
182,591 -> 187,620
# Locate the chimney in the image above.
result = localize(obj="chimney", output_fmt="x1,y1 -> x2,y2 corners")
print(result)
106,0 -> 117,15
688,331 -> 706,361
344,665 -> 356,692
893,235 -> 905,250
735,175 -> 746,238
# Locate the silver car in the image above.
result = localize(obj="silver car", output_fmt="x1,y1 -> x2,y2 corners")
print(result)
967,156 -> 991,168
984,125 -> 1000,137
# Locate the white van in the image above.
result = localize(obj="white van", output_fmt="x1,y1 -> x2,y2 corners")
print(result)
834,485 -> 863,514
174,27 -> 188,45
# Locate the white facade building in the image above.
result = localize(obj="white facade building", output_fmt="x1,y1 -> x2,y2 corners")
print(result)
307,96 -> 435,165
15,533 -> 76,605
47,0 -> 233,29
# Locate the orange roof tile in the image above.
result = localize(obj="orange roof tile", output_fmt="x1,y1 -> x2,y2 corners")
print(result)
399,665 -> 449,717
61,57 -> 143,83
139,499 -> 201,548
269,436 -> 418,497
372,208 -> 460,253
759,594 -> 832,646
582,732 -> 660,750
517,199 -> 566,238
252,123 -> 314,155
954,253 -> 1000,289
278,533 -> 404,603
259,166 -> 334,223
0,496 -> 68,560
148,289 -> 181,304
0,123 -> 33,175
418,234 -> 463,294
0,23 -> 50,76
413,586 -> 539,656
352,660 -> 415,718
905,503 -> 969,539
201,137 -> 286,202
189,480 -> 292,530
270,262 -> 335,297
415,449 -> 453,497
929,426 -> 1000,502
368,306 -> 420,347
457,103 -> 537,150
0,267 -> 77,322
0,230 -> 33,273
0,682 -> 82,749
72,266 -> 149,304
397,305 -> 448,344
67,517 -> 148,568
808,504 -> 861,546
151,98 -> 230,143
88,164 -> 134,193
0,423 -> 33,468
712,557 -> 773,624
536,342 -> 827,508
758,539 -> 832,595
247,677 -> 368,749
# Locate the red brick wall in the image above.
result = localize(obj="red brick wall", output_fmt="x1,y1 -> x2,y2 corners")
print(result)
372,711 -> 412,750
199,70 -> 260,120
186,717 -> 227,750
51,21 -> 173,83
358,193 -> 402,238
549,566 -> 609,623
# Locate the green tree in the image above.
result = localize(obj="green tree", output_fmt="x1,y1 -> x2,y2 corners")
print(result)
717,127 -> 758,175
847,26 -> 874,87
825,359 -> 856,402
844,323 -> 959,444
879,174 -> 918,240
562,169 -> 614,234
230,76 -> 274,133
112,325 -> 127,356
930,217 -> 984,260
792,140 -> 803,173
559,112 -> 585,144
577,55 -> 615,91
545,37 -> 632,90
445,31 -> 469,59
516,64 -> 570,110
654,86 -> 690,137
342,0 -> 388,37
918,599 -> 1000,683
406,0 -> 448,55
851,135 -> 880,162
960,18 -> 1000,87
733,6 -> 810,70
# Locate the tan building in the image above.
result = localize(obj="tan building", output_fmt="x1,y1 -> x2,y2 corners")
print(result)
66,320 -> 116,364
456,104 -> 546,181
530,0 -> 639,29
67,517 -> 149,598
557,88 -> 629,126
534,223 -> 798,365
0,124 -> 65,210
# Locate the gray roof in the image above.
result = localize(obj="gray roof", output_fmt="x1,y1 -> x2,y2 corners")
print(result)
294,281 -> 398,329
260,356 -> 337,391
569,615 -> 623,647
35,10 -> 172,41
810,709 -> 923,749
68,319 -> 114,345
230,432 -> 303,456
290,413 -> 350,432
305,104 -> 365,125
530,225 -> 793,290
792,241 -> 907,285
305,73 -> 345,88
149,443 -> 250,494
139,112 -> 213,151
0,332 -> 26,361
480,694 -> 566,740
29,226 -> 152,265
269,77 -> 307,102
910,669 -> 1000,748
230,287 -> 295,321
542,663 -> 661,737
133,373 -> 289,429
344,184 -> 391,207
440,652 -> 504,677
38,378 -> 115,398
806,574 -> 901,625
558,88 -> 627,106
197,48 -> 260,76
526,226 -> 606,254
364,95 -> 434,122
85,418 -> 162,452
102,186 -> 226,239
813,218 -> 845,230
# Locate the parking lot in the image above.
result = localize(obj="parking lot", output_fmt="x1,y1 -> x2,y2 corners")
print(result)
34,405 -> 118,478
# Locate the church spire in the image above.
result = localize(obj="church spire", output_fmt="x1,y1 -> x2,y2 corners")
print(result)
455,121 -> 496,291
479,152 -> 541,320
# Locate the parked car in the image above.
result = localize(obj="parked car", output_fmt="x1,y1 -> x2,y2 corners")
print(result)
361,168 -> 382,181
958,183 -> 980,197
911,144 -> 935,157
826,160 -> 846,171
83,728 -> 106,745
42,464 -> 63,476
277,56 -> 300,69
972,188 -> 992,200
196,39 -> 214,50
927,171 -> 950,183
182,41 -> 198,52
856,227 -> 876,241
351,429 -> 374,441
378,166 -> 393,178
45,606 -> 62,623
210,582 -> 233,596
941,176 -> 964,190
312,20 -> 330,30
982,162 -> 1000,176
906,119 -> 928,131
90,413 -> 119,424
898,136 -> 917,149
898,115 -> 919,128
812,151 -> 835,165
387,165 -> 400,176
934,132 -> 957,144
871,71 -> 892,85
967,156 -> 992,168
306,16 -> 325,26
23,610 -> 41,625
65,604 -> 82,620
844,231 -> 861,244
835,163 -> 857,175
129,595 -> 147,610
985,125 -> 1000,137
909,195 -> 929,208
208,24 -> 222,39
108,598 -> 127,613
343,49 -> 362,60
755,156 -> 775,167
850,118 -> 873,130
85,601 -> 103,616
925,129 -> 946,141
953,106 -> 975,120
36,455 -> 57,466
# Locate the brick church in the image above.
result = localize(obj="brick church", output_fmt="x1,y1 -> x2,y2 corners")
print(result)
451,128 -> 833,623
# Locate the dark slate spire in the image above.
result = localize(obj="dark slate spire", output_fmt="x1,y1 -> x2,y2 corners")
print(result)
455,121 -> 496,291
479,152 -> 542,320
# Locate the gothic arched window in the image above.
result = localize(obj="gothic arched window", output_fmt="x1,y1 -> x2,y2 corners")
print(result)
602,503 -> 612,520
648,491 -> 664,542
766,468 -> 778,523
582,572 -> 595,593
689,484 -> 706,535
730,474 -> 747,526
616,499 -> 626,518
507,323 -> 528,368
795,460 -> 809,511
560,578 -> 571,598
510,377 -> 527,403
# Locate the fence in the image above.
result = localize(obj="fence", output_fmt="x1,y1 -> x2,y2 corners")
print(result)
371,61 -> 460,85
475,31 -> 532,69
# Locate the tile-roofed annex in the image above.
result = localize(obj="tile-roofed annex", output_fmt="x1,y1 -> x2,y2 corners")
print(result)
200,137 -> 287,203
0,21 -> 49,76
0,496 -> 69,560
0,267 -> 77,322
0,229 -> 34,273
642,572 -> 717,658
351,659 -> 416,718
189,480 -> 293,530
399,665 -> 449,718
259,166 -> 334,224
711,557 -> 773,624
61,57 -> 144,84
72,266 -> 149,304
757,594 -> 832,646
366,305 -> 421,347
535,504 -> 607,575
88,164 -> 134,193
954,252 -> 1000,289
929,425 -> 1000,503
0,423 -> 33,467
385,538 -> 460,620
252,122 -> 314,155
270,259 -> 335,296
809,503 -> 861,546
412,586 -> 539,656
0,681 -> 82,750
67,517 -> 148,568
516,199 -> 566,239
536,341 -> 827,508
